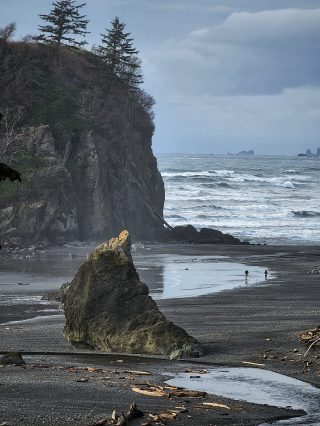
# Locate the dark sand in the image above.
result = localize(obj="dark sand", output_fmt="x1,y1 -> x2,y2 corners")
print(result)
1,243 -> 320,425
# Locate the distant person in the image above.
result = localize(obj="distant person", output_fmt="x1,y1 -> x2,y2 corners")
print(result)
264,270 -> 268,280
245,270 -> 249,282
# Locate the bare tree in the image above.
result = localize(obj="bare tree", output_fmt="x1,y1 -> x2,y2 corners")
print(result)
0,106 -> 24,160
0,22 -> 16,42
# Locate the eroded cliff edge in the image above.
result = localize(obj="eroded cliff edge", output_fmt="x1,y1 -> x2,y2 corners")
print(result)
0,42 -> 164,245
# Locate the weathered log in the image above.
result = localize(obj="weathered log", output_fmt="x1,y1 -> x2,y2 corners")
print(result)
150,206 -> 173,230
116,403 -> 144,426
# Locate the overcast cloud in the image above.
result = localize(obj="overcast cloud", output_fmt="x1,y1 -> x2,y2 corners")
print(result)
1,0 -> 320,154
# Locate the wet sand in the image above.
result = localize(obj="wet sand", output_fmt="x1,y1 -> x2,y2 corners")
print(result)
1,243 -> 320,425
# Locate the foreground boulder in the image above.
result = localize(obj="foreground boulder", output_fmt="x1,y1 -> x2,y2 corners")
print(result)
64,231 -> 202,358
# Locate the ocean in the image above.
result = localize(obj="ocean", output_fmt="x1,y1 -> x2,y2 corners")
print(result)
157,154 -> 320,245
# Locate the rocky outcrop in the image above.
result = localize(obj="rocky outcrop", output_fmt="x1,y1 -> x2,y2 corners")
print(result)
0,126 -> 78,246
64,230 -> 202,358
161,225 -> 242,244
0,42 -> 164,246
0,123 -> 164,246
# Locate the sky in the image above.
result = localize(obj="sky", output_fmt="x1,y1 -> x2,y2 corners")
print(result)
1,0 -> 320,154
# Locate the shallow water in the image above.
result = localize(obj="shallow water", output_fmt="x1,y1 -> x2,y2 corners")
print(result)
0,248 -> 271,312
167,367 -> 320,423
135,254 -> 270,299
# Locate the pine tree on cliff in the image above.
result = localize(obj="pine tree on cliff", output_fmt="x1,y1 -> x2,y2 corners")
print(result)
97,17 -> 143,92
35,0 -> 89,49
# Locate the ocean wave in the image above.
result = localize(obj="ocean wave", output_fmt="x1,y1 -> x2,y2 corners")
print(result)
163,170 -> 309,189
282,181 -> 295,188
158,154 -> 320,245
210,169 -> 235,177
162,171 -> 212,178
166,214 -> 187,221
228,174 -> 301,188
292,211 -> 320,218
190,204 -> 224,210
199,182 -> 232,189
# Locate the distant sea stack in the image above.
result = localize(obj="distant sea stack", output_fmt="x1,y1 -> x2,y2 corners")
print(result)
0,42 -> 164,246
297,148 -> 320,157
237,150 -> 254,156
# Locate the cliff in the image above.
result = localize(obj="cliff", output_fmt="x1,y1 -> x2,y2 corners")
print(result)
0,41 -> 164,246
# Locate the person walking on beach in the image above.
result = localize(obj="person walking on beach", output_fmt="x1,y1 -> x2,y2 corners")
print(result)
264,270 -> 268,280
245,270 -> 249,282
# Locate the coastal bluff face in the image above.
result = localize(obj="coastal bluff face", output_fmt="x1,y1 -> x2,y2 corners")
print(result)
0,124 -> 164,245
0,43 -> 164,246
64,231 -> 202,358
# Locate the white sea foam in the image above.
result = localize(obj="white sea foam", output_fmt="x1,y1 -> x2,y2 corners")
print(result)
282,181 -> 296,188
158,154 -> 320,245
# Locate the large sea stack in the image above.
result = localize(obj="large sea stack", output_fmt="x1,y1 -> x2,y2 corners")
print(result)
64,230 -> 202,358
0,42 -> 164,245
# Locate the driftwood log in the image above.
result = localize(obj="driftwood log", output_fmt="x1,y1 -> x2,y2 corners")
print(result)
93,403 -> 144,426
116,403 -> 144,426
300,326 -> 320,357
300,326 -> 320,345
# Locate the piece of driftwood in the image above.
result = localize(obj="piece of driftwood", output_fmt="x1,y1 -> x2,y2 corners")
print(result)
168,388 -> 206,398
132,382 -> 206,399
242,361 -> 265,367
125,370 -> 152,376
132,386 -> 166,398
300,326 -> 320,357
300,326 -> 320,345
93,403 -> 143,426
116,403 -> 144,426
203,402 -> 231,410
151,207 -> 173,230
304,339 -> 320,357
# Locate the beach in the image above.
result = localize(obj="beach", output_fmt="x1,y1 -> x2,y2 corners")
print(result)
1,243 -> 320,425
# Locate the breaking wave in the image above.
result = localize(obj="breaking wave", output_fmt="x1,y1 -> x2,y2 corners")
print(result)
158,154 -> 320,245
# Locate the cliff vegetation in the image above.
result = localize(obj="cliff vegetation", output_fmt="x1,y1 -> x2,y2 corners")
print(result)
0,8 -> 164,246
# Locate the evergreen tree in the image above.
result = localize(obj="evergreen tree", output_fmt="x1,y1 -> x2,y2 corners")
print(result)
36,0 -> 89,49
98,17 -> 143,91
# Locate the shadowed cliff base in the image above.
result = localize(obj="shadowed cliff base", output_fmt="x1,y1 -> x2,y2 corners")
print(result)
159,224 -> 244,244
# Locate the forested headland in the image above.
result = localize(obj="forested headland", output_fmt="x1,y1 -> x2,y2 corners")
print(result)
0,1 -> 164,246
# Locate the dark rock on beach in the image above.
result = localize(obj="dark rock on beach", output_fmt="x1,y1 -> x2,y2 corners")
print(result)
64,230 -> 202,358
0,352 -> 25,366
160,225 -> 242,244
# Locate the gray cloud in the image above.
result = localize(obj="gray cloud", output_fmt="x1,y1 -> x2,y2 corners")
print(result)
192,9 -> 320,46
153,8 -> 320,96
1,1 -> 319,154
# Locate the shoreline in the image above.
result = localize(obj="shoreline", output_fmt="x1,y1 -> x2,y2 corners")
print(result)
1,243 -> 320,425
